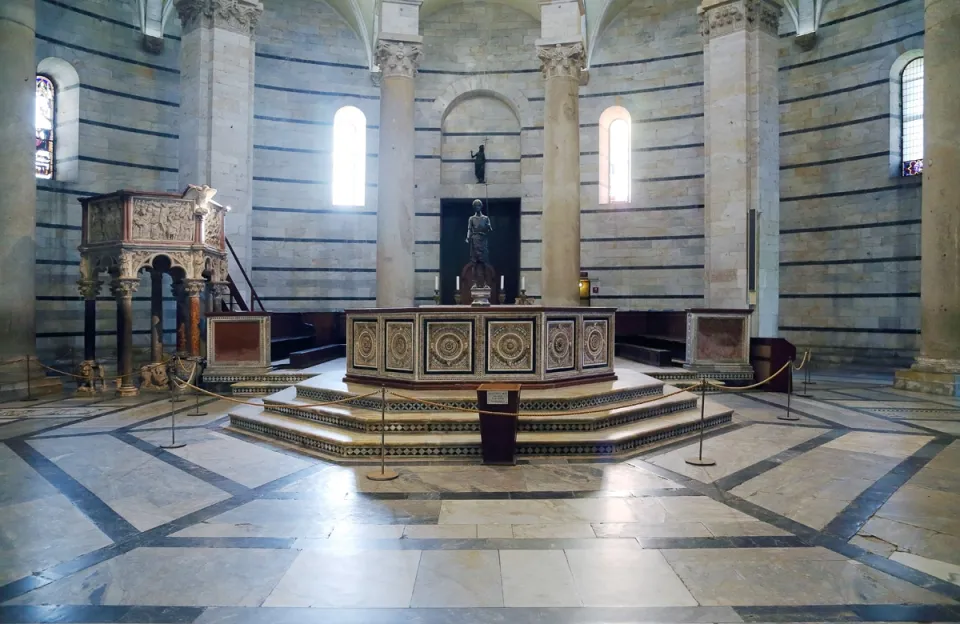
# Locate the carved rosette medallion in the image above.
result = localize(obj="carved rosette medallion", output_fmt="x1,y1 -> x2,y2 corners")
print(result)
375,40 -> 423,80
487,320 -> 534,373
698,0 -> 781,39
132,198 -> 195,243
546,320 -> 576,372
537,42 -> 585,81
352,321 -> 379,370
87,199 -> 123,243
174,0 -> 263,36
385,321 -> 415,373
582,319 -> 609,368
425,321 -> 472,374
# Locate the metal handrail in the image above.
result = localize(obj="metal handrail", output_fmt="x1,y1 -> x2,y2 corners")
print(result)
224,237 -> 266,312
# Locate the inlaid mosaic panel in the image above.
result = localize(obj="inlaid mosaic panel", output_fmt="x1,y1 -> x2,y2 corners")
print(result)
582,318 -> 609,369
424,320 -> 473,374
385,320 -> 415,373
352,320 -> 379,370
486,319 -> 535,374
546,319 -> 576,372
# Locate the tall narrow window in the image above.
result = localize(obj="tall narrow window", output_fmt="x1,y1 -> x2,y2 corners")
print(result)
901,57 -> 923,176
599,106 -> 631,204
332,106 -> 366,206
609,118 -> 630,203
36,75 -> 56,179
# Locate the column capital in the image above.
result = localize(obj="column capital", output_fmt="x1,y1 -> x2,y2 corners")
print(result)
173,0 -> 263,36
537,42 -> 585,81
183,279 -> 207,297
698,0 -> 781,39
77,279 -> 101,300
111,278 -> 139,299
375,40 -> 423,79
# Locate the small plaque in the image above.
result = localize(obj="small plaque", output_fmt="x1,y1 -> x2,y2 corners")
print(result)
486,390 -> 509,405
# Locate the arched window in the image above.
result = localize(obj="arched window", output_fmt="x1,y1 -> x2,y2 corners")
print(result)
599,106 -> 631,204
900,56 -> 923,176
36,75 -> 56,179
332,106 -> 366,206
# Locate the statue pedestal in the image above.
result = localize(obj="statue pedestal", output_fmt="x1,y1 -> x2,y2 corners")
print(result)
459,262 -> 500,305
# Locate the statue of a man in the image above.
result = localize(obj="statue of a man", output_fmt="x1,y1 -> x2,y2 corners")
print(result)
470,145 -> 486,184
466,199 -> 493,265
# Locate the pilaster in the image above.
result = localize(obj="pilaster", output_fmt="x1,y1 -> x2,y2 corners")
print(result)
699,0 -> 782,336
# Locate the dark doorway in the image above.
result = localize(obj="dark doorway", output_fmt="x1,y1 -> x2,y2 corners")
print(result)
440,198 -> 521,305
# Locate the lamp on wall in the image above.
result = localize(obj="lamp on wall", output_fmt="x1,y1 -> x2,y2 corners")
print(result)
579,271 -> 590,307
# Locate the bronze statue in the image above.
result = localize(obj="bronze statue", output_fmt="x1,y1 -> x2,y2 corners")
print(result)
466,199 -> 493,266
470,145 -> 486,184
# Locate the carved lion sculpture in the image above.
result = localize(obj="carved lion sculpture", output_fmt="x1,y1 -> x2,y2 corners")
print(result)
139,362 -> 170,391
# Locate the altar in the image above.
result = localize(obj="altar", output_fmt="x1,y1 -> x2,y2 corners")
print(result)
344,306 -> 616,388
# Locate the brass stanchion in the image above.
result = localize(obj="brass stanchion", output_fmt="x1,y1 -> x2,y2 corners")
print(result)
367,386 -> 399,481
685,381 -> 716,466
20,355 -> 36,402
160,388 -> 186,449
778,360 -> 800,421
189,391 -> 208,417
805,352 -> 816,385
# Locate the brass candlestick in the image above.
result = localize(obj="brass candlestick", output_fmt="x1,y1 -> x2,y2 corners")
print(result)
433,288 -> 440,305
517,289 -> 533,305
498,293 -> 505,304
454,293 -> 462,305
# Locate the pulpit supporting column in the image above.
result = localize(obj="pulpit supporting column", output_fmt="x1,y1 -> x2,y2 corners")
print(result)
113,278 -> 139,396
150,270 -> 164,362
173,280 -> 187,355
184,280 -> 205,357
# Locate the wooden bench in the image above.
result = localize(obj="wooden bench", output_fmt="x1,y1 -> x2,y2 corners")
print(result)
289,343 -> 346,369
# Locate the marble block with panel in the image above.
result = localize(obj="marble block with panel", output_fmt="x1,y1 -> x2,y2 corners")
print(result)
684,309 -> 754,380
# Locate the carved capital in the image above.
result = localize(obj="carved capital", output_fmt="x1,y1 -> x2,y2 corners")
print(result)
183,279 -> 207,298
111,278 -> 139,299
699,0 -> 781,39
537,42 -> 585,81
375,40 -> 423,79
174,0 -> 263,36
209,282 -> 231,299
77,279 -> 101,300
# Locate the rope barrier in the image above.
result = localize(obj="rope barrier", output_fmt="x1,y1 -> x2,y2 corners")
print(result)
0,358 -> 27,367
793,350 -> 811,371
703,359 -> 793,391
36,353 -> 176,381
173,378 -> 383,410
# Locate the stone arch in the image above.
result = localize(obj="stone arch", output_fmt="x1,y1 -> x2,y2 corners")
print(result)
37,57 -> 80,181
433,76 -> 533,130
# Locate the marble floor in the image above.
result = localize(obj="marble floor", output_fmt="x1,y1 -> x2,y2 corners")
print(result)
2,360 -> 960,623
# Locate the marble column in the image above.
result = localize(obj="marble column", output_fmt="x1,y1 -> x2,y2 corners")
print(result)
174,0 -> 261,302
375,39 -> 422,307
538,42 -> 584,306
112,278 -> 139,396
78,279 -> 101,364
173,280 -> 187,355
699,0 -> 782,335
895,0 -> 960,396
0,0 -> 42,395
184,279 -> 205,357
150,271 -> 164,363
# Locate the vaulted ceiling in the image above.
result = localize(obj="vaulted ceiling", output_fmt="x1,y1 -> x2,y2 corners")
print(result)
141,0 -> 826,68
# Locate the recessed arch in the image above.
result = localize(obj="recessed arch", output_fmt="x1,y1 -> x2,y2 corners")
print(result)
332,106 -> 368,206
889,49 -> 924,177
599,105 -> 631,204
36,57 -> 80,182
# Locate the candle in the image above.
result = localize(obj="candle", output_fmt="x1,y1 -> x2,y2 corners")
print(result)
434,275 -> 439,291
500,275 -> 504,289
456,276 -> 460,290
521,276 -> 526,291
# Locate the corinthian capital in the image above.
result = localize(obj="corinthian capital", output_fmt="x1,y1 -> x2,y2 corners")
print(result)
698,0 -> 782,39
537,42 -> 585,81
77,279 -> 101,300
174,0 -> 264,36
375,40 -> 423,79
110,278 -> 139,299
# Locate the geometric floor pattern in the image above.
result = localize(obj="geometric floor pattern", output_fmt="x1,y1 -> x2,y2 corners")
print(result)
2,359 -> 960,623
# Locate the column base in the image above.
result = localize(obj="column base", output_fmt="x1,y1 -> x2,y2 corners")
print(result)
116,384 -> 140,398
0,358 -> 64,401
894,364 -> 960,397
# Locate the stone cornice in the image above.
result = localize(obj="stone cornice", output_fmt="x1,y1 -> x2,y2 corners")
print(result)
174,0 -> 263,36
698,0 -> 781,39
537,42 -> 585,81
375,40 -> 423,79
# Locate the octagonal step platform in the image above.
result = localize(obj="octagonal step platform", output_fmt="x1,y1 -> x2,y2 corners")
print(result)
226,364 -> 734,461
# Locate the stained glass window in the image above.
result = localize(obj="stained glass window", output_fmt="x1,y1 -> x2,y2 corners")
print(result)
901,57 -> 923,177
609,118 -> 630,203
36,75 -> 55,179
332,106 -> 366,206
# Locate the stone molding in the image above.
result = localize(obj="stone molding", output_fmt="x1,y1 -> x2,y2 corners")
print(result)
173,0 -> 263,36
110,278 -> 139,299
183,279 -> 207,297
913,356 -> 960,375
537,42 -> 585,81
698,0 -> 781,39
375,40 -> 423,79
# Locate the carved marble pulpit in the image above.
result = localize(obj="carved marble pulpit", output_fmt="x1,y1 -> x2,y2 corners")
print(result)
77,187 -> 230,395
